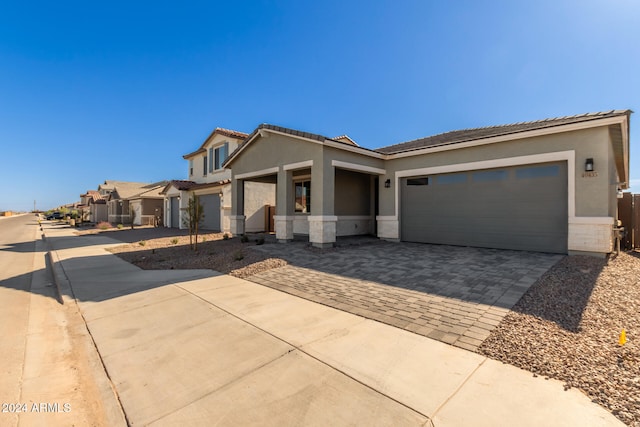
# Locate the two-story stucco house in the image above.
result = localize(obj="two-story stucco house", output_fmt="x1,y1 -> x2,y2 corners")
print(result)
225,110 -> 631,257
162,128 -> 275,233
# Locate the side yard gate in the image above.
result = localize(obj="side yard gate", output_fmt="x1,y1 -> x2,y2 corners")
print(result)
618,193 -> 640,250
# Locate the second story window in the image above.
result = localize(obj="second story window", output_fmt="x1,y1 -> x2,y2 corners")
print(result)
203,155 -> 208,176
214,143 -> 229,170
189,159 -> 194,176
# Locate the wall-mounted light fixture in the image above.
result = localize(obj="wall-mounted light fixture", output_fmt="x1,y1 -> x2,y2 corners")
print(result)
384,179 -> 391,188
585,158 -> 594,172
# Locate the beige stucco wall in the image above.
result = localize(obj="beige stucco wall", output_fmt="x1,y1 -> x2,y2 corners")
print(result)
335,168 -> 371,216
188,133 -> 243,183
244,182 -> 276,232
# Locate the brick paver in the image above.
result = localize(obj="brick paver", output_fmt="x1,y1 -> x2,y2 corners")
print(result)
249,240 -> 562,351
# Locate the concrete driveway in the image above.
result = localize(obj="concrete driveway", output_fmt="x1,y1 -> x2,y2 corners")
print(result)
250,239 -> 562,350
41,225 -> 621,426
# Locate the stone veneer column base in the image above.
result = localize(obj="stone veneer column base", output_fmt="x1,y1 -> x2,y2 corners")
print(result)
229,215 -> 246,236
308,216 -> 337,248
274,215 -> 294,242
376,216 -> 400,241
568,217 -> 614,255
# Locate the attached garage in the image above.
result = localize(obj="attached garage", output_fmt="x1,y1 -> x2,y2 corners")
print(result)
400,162 -> 568,253
199,194 -> 221,231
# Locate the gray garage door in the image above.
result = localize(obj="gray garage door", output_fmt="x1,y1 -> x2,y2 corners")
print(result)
170,197 -> 180,228
199,194 -> 221,231
401,162 -> 568,253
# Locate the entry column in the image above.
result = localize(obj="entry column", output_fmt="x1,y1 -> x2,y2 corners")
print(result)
309,162 -> 336,248
274,168 -> 294,242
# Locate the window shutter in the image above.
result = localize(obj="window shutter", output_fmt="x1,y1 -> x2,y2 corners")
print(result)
209,148 -> 214,173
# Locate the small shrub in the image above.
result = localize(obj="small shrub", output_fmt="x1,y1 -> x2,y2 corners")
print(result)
256,237 -> 265,246
96,221 -> 112,230
233,250 -> 244,261
138,240 -> 146,246
223,233 -> 230,240
240,235 -> 249,243
202,236 -> 207,243
117,224 -> 124,229
151,248 -> 155,254
170,238 -> 179,245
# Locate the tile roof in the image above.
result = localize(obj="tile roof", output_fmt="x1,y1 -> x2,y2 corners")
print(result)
332,135 -> 358,146
214,128 -> 249,139
109,181 -> 168,200
165,180 -> 198,191
376,110 -> 631,154
160,179 -> 230,194
83,190 -> 105,203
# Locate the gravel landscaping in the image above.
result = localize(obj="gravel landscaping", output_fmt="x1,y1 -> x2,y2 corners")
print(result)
478,252 -> 640,426
98,229 -> 288,279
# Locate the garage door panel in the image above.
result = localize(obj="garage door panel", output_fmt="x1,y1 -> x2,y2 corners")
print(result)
401,162 -> 568,253
170,197 -> 180,228
199,194 -> 221,231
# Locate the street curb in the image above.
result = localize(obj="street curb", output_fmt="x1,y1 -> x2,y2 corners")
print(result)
41,226 -> 129,427
47,250 -> 72,305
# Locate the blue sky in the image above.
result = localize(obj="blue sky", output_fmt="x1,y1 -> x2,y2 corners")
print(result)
1,0 -> 639,211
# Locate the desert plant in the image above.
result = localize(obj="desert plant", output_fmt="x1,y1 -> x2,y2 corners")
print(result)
182,194 -> 204,250
256,237 -> 265,246
223,233 -> 230,240
138,240 -> 146,246
117,223 -> 124,229
202,236 -> 207,243
96,221 -> 111,230
240,235 -> 249,243
170,238 -> 179,245
233,250 -> 244,261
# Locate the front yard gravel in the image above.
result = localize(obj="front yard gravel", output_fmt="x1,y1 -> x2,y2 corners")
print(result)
478,252 -> 640,426
104,231 -> 288,279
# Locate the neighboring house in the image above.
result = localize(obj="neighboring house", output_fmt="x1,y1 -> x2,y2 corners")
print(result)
106,181 -> 167,225
79,190 -> 107,223
225,110 -> 631,257
162,127 -> 275,232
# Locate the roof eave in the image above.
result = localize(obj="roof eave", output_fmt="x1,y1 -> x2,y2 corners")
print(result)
183,148 -> 206,159
384,114 -> 633,159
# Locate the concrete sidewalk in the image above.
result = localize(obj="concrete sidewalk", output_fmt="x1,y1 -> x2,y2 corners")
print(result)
44,224 -> 623,426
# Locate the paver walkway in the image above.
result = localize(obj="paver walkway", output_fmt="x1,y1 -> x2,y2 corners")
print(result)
250,240 -> 562,350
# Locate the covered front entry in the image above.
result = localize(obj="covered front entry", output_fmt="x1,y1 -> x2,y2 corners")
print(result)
199,194 -> 221,231
400,161 -> 568,253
